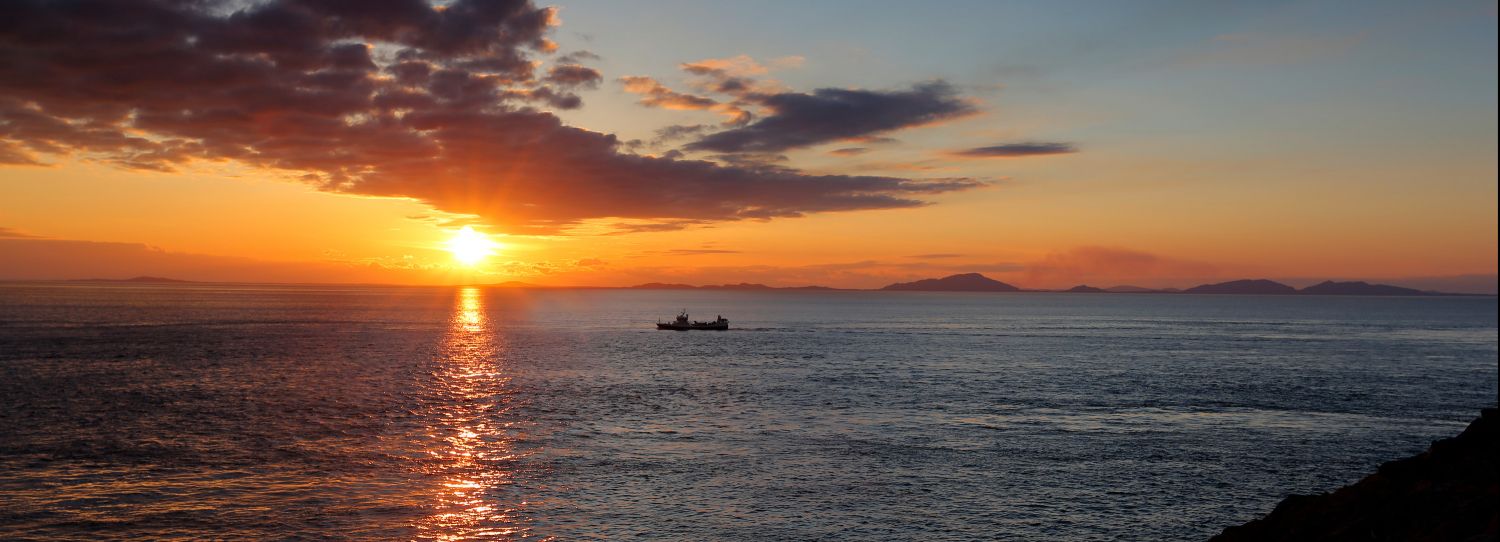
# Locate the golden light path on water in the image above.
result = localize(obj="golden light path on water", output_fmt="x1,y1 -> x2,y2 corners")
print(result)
416,287 -> 535,541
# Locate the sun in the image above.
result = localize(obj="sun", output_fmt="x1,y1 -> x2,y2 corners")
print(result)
445,226 -> 499,266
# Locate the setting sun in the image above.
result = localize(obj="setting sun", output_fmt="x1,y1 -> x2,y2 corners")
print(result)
445,226 -> 499,266
0,1 -> 1494,541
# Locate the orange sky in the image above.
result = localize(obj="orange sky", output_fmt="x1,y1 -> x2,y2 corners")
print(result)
1,1 -> 1496,292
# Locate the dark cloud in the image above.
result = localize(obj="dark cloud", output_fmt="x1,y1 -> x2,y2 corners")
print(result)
829,147 -> 869,156
555,50 -> 601,64
709,153 -> 790,169
624,57 -> 985,155
0,139 -> 41,165
601,220 -> 710,235
849,160 -> 955,173
0,0 -> 982,234
651,123 -> 710,145
686,81 -> 977,153
951,142 -> 1077,158
543,64 -> 602,89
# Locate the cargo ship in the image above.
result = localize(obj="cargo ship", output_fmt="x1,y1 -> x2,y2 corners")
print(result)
656,310 -> 729,330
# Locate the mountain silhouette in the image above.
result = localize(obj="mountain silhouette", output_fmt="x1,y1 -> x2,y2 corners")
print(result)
629,282 -> 835,290
1184,279 -> 1297,295
881,273 -> 1021,292
629,282 -> 699,289
1064,285 -> 1108,293
1105,285 -> 1157,293
1299,281 -> 1428,296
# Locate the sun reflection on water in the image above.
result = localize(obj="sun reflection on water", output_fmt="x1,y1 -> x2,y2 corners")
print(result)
416,287 -> 535,541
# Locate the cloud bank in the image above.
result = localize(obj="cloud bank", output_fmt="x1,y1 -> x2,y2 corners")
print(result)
0,0 -> 981,234
951,142 -> 1077,158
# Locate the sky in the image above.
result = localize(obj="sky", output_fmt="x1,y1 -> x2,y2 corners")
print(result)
1,0 -> 1496,291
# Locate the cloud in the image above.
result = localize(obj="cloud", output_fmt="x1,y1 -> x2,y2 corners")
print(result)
829,147 -> 869,156
909,253 -> 963,259
0,226 -> 40,238
543,64 -> 602,89
685,81 -> 977,153
623,57 -> 978,154
651,124 -> 710,145
497,257 -> 608,277
950,142 -> 1077,158
618,75 -> 719,110
0,139 -> 42,165
1022,247 -> 1219,287
0,0 -> 982,235
680,54 -> 800,77
599,219 -> 712,235
847,160 -> 958,173
618,75 -> 750,124
556,50 -> 601,64
659,248 -> 743,256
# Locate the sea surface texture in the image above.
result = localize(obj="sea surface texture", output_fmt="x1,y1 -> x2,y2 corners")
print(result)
0,283 -> 1495,541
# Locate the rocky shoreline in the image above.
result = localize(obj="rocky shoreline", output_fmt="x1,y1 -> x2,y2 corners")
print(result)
1211,408 -> 1499,541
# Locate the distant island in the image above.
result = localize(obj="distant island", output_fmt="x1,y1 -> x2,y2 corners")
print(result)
1299,280 -> 1426,296
621,274 -> 1472,295
1063,285 -> 1108,293
69,276 -> 193,283
629,282 -> 840,291
881,273 -> 1021,292
1184,279 -> 1299,295
869,274 -> 1457,296
1184,279 -> 1437,296
41,274 -> 1480,296
1104,285 -> 1157,293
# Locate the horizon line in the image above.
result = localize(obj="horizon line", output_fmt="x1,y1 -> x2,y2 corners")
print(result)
4,276 -> 1494,296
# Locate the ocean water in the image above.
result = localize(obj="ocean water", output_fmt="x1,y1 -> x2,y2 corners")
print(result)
0,283 -> 1495,541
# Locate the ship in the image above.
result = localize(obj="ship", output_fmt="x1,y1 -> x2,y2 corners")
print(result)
656,310 -> 729,330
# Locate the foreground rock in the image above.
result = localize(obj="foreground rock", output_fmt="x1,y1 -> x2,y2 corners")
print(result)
1211,408 -> 1499,541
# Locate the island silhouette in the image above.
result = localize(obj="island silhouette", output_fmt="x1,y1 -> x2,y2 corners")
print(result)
44,273 -> 1475,296
880,273 -> 1021,292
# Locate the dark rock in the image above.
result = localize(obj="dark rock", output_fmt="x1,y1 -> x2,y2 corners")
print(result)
1210,408 -> 1500,541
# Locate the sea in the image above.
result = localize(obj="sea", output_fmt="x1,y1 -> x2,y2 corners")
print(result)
0,282 -> 1495,541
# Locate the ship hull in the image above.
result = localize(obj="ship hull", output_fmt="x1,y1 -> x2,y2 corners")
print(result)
656,322 -> 729,330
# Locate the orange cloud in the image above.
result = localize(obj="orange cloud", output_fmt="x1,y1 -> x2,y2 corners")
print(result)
679,54 -> 802,77
1021,247 -> 1221,288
